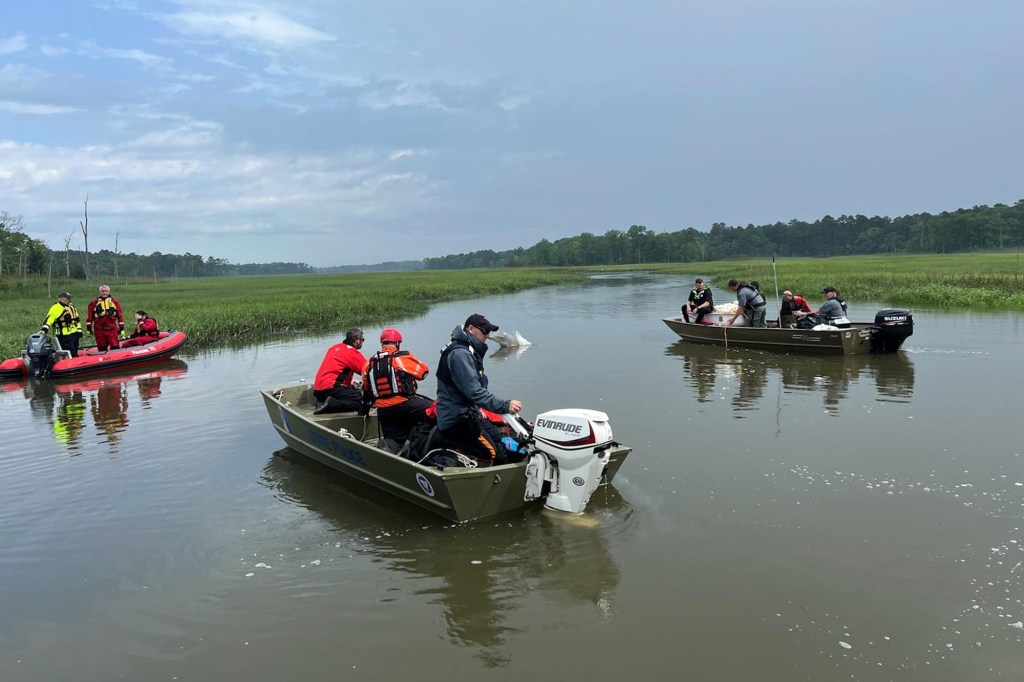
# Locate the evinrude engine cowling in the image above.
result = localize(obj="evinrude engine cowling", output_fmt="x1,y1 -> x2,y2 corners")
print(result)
871,309 -> 914,353
507,408 -> 614,514
25,332 -> 57,378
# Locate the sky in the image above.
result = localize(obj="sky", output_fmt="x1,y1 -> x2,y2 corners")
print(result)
1,0 -> 1023,267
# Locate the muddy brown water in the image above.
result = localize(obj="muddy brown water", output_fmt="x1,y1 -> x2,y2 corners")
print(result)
1,273 -> 1021,680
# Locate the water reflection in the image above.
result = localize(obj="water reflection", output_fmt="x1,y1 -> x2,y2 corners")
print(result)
666,343 -> 915,416
11,360 -> 188,454
260,450 -> 631,666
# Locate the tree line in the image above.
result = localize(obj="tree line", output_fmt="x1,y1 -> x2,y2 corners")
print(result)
424,200 -> 1024,269
1,211 -> 315,279
4,200 -> 1023,278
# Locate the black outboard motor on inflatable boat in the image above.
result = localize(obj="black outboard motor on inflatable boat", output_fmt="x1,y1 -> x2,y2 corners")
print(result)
26,332 -> 57,378
870,309 -> 914,354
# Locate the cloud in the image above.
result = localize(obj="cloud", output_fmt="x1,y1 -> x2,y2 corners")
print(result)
40,45 -> 72,57
0,33 -> 29,56
0,122 -> 444,263
0,100 -> 81,115
78,41 -> 174,71
159,8 -> 336,48
499,92 -> 532,111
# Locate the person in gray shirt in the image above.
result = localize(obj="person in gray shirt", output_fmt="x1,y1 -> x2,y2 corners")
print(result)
796,286 -> 849,327
726,279 -> 767,327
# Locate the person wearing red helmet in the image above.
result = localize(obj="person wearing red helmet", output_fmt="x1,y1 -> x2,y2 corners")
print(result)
361,328 -> 432,451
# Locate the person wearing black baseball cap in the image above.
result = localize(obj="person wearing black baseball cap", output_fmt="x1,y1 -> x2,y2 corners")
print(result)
433,314 -> 524,464
41,291 -> 83,357
795,286 -> 849,327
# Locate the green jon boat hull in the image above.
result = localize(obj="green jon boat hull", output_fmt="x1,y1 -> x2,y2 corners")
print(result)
261,383 -> 631,523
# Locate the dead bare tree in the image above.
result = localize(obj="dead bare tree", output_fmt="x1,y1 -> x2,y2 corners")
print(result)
80,192 -> 91,281
63,232 -> 73,277
113,229 -> 121,278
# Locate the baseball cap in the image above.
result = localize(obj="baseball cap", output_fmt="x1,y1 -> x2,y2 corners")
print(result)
821,286 -> 837,294
782,290 -> 793,297
464,313 -> 499,334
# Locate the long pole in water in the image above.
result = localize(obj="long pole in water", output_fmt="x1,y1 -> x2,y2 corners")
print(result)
771,255 -> 781,326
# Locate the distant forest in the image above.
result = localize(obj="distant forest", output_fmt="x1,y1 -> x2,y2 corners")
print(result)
424,200 -> 1024,269
2,200 -> 1022,278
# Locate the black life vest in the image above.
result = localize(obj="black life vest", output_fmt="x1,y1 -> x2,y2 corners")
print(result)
436,337 -> 482,402
57,304 -> 80,333
367,350 -> 417,399
737,283 -> 765,310
690,287 -> 712,307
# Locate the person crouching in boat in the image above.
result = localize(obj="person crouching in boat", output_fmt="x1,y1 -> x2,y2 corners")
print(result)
434,314 -> 526,466
121,310 -> 160,348
779,290 -> 812,328
682,278 -> 714,324
41,291 -> 83,357
86,284 -> 125,352
312,328 -> 366,414
361,327 -> 433,452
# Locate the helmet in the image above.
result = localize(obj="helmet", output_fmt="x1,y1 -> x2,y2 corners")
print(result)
58,291 -> 72,299
380,327 -> 402,344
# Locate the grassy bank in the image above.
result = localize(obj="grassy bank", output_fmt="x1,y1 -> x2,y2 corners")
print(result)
0,268 -> 587,360
638,252 -> 1024,309
3,252 -> 1022,359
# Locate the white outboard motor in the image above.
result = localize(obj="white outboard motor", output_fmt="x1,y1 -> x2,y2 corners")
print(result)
506,408 -> 615,514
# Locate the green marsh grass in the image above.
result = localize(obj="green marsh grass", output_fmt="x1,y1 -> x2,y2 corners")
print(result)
3,253 -> 1022,360
637,253 -> 1024,310
0,269 -> 586,360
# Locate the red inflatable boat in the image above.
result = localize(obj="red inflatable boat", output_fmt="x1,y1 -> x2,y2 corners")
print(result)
0,330 -> 187,380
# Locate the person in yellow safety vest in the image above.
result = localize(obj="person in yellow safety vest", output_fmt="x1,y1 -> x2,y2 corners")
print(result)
41,291 -> 83,357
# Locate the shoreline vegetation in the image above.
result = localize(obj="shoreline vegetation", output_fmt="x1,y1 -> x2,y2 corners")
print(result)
2,252 -> 1022,360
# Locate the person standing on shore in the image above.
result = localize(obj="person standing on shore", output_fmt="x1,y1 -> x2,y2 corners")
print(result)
86,284 -> 125,352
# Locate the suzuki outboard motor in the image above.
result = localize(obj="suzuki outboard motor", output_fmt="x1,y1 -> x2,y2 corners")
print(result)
25,332 -> 57,378
871,309 -> 914,353
506,408 -> 615,514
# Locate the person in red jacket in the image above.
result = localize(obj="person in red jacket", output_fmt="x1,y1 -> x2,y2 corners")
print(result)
86,284 -> 125,351
312,328 -> 366,413
779,290 -> 813,327
121,310 -> 160,348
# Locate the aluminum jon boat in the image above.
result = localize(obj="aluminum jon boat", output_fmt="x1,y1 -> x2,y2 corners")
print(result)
662,308 -> 914,356
261,382 -> 632,523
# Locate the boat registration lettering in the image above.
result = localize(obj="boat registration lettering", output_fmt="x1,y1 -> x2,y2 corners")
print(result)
308,429 -> 366,466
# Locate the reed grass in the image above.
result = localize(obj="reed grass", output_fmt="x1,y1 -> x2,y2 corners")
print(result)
0,269 -> 586,360
3,252 -> 1022,360
637,253 -> 1024,310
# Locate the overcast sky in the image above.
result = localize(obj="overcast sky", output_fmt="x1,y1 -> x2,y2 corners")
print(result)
1,1 -> 1022,266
